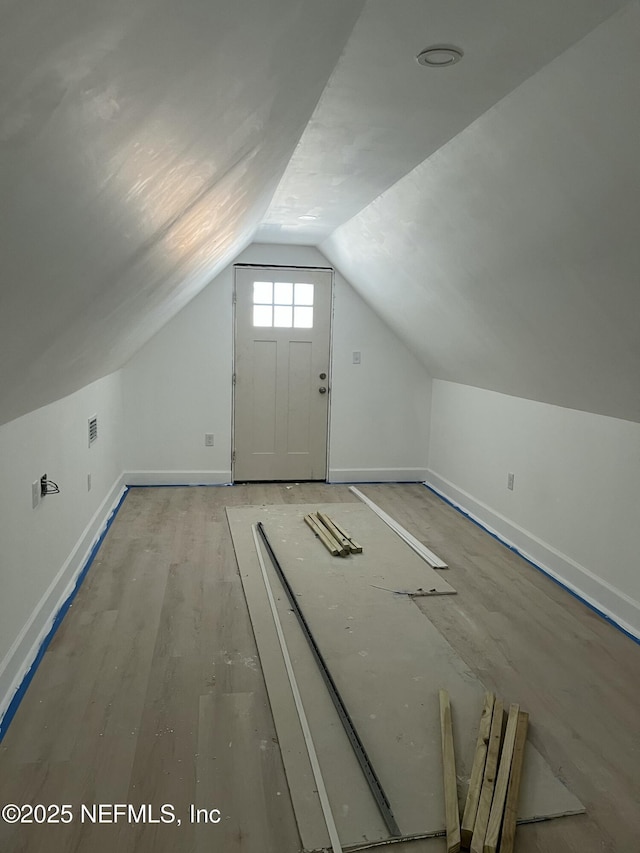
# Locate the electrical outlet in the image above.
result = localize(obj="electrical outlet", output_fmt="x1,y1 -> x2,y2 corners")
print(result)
32,481 -> 40,509
205,433 -> 214,446
352,351 -> 361,364
507,472 -> 515,491
87,473 -> 92,492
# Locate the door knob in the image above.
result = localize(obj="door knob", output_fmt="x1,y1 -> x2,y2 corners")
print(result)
319,386 -> 327,394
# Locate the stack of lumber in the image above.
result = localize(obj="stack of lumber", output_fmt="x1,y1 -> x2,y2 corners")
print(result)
439,690 -> 529,853
304,511 -> 363,557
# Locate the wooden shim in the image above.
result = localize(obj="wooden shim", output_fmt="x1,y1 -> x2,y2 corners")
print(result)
349,486 -> 448,568
439,690 -> 461,853
499,711 -> 529,853
304,514 -> 340,556
318,512 -> 362,554
317,512 -> 355,553
251,526 -> 343,853
328,517 -> 364,554
311,513 -> 349,556
461,693 -> 495,849
484,703 -> 520,853
470,698 -> 504,853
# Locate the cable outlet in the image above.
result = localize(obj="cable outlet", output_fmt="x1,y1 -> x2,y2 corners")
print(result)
32,481 -> 40,509
507,472 -> 515,491
205,433 -> 214,446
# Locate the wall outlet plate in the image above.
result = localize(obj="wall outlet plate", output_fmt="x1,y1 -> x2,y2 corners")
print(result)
40,474 -> 48,497
32,481 -> 40,509
352,351 -> 361,364
507,472 -> 515,491
205,433 -> 214,446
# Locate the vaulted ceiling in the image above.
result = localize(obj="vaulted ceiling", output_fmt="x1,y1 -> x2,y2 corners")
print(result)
1,0 -> 638,425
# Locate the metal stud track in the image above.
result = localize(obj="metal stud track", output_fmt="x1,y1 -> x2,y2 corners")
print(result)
256,521 -> 401,838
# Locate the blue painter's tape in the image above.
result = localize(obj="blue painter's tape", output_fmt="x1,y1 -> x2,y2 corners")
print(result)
0,487 -> 130,742
327,480 -> 424,485
127,483 -> 233,488
422,483 -> 639,646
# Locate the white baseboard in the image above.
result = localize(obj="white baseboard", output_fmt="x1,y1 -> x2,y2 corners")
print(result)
125,470 -> 232,486
424,470 -> 640,641
329,467 -> 429,483
0,475 -> 128,734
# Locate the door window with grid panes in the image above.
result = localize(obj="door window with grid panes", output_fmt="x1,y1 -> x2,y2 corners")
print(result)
252,281 -> 314,328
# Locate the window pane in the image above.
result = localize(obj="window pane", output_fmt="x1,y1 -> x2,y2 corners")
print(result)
253,281 -> 272,304
293,306 -> 313,328
294,282 -> 314,306
274,281 -> 293,305
253,305 -> 273,327
274,305 -> 293,327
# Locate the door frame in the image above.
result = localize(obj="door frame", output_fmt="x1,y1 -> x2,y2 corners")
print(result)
231,263 -> 335,483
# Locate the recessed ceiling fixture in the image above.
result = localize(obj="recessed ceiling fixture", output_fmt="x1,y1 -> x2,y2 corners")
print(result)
416,45 -> 463,68
299,214 -> 318,221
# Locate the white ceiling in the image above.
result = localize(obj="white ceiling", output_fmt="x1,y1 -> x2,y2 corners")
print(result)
258,0 -> 628,243
1,0 -> 638,425
323,2 -> 640,423
0,0 -> 363,424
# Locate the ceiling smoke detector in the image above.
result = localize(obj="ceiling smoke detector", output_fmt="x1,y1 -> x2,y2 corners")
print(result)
416,45 -> 463,68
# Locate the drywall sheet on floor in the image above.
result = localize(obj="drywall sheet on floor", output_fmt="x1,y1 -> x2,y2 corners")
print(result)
226,503 -> 584,851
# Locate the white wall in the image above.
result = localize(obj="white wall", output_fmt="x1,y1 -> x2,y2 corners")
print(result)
0,372 -> 125,726
427,380 -> 640,638
122,243 -> 432,483
328,267 -> 431,482
121,260 -> 234,484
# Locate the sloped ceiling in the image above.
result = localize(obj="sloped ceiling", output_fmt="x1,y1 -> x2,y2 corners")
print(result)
0,0 -> 364,425
322,2 -> 640,423
259,0 -> 628,243
2,0 -> 638,426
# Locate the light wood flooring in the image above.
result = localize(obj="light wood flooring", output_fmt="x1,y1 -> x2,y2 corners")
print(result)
0,483 -> 638,852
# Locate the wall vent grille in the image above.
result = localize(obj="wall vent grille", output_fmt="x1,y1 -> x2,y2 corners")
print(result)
88,415 -> 98,447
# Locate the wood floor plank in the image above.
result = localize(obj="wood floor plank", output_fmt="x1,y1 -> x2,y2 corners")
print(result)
195,691 -> 300,853
5,608 -> 119,766
0,483 -> 638,853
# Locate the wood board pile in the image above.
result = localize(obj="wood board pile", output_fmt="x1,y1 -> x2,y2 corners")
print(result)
304,511 -> 363,556
440,690 -> 530,853
226,502 -> 584,851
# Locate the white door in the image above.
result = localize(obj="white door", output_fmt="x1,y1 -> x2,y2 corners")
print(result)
233,266 -> 332,481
